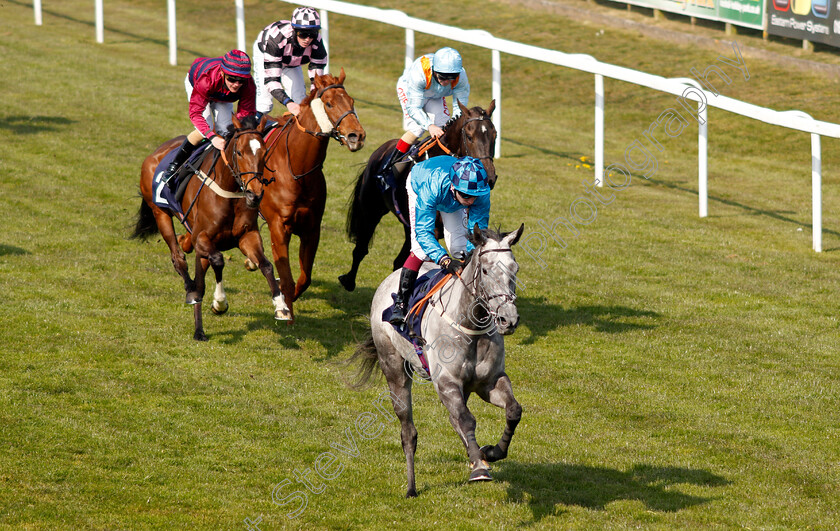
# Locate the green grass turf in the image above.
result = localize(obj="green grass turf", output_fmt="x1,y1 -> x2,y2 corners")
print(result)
1,0 -> 839,528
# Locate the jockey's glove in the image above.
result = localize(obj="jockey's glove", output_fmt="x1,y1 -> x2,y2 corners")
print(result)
439,255 -> 464,275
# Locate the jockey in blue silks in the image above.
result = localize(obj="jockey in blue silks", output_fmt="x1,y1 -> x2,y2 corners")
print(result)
377,47 -> 471,183
389,156 -> 491,326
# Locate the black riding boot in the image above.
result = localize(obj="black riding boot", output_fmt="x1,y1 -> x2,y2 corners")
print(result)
389,267 -> 419,326
376,147 -> 403,188
163,138 -> 198,191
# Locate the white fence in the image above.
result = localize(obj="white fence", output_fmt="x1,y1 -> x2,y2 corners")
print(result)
31,0 -> 839,252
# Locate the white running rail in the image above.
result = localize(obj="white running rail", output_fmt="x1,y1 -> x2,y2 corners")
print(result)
30,0 -> 839,251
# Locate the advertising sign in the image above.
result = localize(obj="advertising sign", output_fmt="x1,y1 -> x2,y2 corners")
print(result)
609,0 -> 763,29
766,0 -> 840,46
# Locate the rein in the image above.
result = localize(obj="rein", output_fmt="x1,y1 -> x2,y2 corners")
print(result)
180,128 -> 271,223
407,247 -> 516,336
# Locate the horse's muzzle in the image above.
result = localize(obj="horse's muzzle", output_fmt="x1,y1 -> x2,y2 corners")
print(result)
245,189 -> 263,209
345,132 -> 365,153
495,313 -> 519,335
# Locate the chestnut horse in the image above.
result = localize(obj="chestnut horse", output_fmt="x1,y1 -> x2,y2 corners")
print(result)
132,115 -> 284,341
258,69 -> 365,323
339,100 -> 497,292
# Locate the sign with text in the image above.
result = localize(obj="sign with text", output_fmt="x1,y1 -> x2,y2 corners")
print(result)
609,0 -> 763,29
766,0 -> 840,46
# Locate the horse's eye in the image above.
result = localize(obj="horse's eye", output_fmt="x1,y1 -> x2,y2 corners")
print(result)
482,267 -> 488,274
325,102 -> 333,109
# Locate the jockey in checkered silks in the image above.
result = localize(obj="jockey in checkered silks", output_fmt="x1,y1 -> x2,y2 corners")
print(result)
252,6 -> 328,117
389,156 -> 491,326
377,47 -> 471,184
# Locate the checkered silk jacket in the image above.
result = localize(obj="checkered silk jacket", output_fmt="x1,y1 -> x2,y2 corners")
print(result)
256,21 -> 328,97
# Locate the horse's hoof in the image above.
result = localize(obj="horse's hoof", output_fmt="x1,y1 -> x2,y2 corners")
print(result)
275,309 -> 293,321
186,293 -> 202,305
244,258 -> 258,271
194,331 -> 208,341
406,488 -> 418,498
469,466 -> 492,482
211,299 -> 229,315
338,274 -> 355,292
480,445 -> 505,463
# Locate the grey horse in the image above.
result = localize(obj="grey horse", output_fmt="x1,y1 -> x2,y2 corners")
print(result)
352,224 -> 524,497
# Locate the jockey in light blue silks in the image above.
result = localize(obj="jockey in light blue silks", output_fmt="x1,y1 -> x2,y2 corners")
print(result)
377,47 -> 471,183
389,156 -> 490,326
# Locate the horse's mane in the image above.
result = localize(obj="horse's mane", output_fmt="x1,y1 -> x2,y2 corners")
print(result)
300,73 -> 343,106
443,105 -> 489,133
221,114 -> 260,140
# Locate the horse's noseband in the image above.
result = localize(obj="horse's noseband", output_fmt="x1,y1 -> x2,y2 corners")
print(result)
316,84 -> 359,145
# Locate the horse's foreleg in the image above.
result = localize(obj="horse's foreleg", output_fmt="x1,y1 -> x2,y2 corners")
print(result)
478,374 -> 521,463
191,234 -> 221,341
239,231 -> 287,320
208,248 -> 228,316
294,227 -> 320,302
437,381 -> 491,481
268,219 -> 295,323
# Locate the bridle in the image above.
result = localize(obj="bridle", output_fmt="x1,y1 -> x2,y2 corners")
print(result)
315,84 -> 359,145
269,84 -> 360,179
223,127 -> 275,191
457,114 -> 496,170
436,246 -> 516,332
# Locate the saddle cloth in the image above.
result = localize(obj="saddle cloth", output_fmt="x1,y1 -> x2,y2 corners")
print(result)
381,268 -> 449,378
151,143 -> 212,215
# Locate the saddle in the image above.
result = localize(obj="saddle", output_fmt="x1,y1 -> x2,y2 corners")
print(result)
375,140 -> 428,193
381,268 -> 450,378
152,142 -> 215,213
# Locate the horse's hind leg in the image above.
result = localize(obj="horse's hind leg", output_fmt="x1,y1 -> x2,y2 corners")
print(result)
478,374 -> 522,463
378,344 -> 418,497
153,208 -> 196,297
437,381 -> 492,481
339,201 -> 387,292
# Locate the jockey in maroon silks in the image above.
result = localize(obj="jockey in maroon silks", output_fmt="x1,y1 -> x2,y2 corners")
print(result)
162,49 -> 257,189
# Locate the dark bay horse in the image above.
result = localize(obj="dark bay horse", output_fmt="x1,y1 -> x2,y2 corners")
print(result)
352,224 -> 524,496
258,69 -> 365,323
339,100 -> 497,292
132,115 -> 284,341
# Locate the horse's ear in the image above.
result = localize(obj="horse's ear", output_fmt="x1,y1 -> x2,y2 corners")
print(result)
457,99 -> 469,117
338,67 -> 346,85
232,114 -> 242,130
487,99 -> 496,116
503,224 -> 524,247
472,223 -> 486,245
258,113 -> 269,132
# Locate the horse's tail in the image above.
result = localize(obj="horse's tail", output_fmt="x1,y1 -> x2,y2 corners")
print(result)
347,332 -> 381,389
344,164 -> 369,245
130,199 -> 158,241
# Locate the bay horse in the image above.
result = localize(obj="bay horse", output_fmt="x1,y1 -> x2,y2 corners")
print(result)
131,114 -> 285,341
257,69 -> 365,323
352,224 -> 524,497
339,100 -> 497,292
